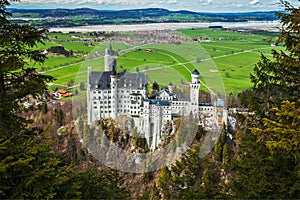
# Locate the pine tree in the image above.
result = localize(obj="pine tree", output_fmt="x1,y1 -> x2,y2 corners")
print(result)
253,100 -> 300,159
157,166 -> 172,199
0,1 -> 71,198
55,167 -> 129,199
230,1 -> 300,198
0,2 -> 131,199
229,127 -> 273,198
213,124 -> 227,162
247,0 -> 300,116
154,143 -> 225,199
149,182 -> 160,200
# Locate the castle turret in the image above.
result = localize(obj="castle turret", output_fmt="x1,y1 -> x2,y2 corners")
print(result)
105,44 -> 118,72
168,82 -> 174,94
110,60 -> 118,118
87,67 -> 92,125
190,69 -> 200,115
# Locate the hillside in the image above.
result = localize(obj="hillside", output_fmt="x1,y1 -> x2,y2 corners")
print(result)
8,8 -> 280,27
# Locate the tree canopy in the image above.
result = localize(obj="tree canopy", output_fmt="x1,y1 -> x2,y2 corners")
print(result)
247,0 -> 300,116
230,1 -> 300,198
0,1 -> 129,198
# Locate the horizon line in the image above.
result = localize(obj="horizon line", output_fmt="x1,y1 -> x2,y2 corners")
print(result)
7,7 -> 283,14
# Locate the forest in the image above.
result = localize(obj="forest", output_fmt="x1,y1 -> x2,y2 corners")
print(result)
0,0 -> 299,199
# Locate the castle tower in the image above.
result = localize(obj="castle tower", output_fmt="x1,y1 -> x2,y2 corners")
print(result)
87,67 -> 92,125
168,82 -> 174,94
110,61 -> 118,118
190,69 -> 200,115
105,44 -> 118,72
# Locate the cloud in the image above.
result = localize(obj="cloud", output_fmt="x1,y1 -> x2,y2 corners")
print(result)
249,0 -> 260,5
167,0 -> 178,4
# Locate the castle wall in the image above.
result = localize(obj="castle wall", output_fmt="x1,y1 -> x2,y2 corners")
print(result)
171,100 -> 191,116
142,102 -> 172,150
86,46 -> 229,151
88,89 -> 113,124
105,54 -> 117,72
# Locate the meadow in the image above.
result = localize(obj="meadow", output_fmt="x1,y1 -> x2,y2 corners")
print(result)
34,28 -> 283,96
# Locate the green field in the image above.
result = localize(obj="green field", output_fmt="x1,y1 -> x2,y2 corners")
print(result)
34,28 -> 283,96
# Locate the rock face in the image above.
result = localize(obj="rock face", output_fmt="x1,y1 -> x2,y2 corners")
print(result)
227,115 -> 237,143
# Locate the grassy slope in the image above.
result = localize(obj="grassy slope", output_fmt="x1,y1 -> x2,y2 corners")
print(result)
35,28 -> 283,95
177,28 -> 283,94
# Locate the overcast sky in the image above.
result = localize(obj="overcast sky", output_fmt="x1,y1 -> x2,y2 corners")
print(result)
10,0 -> 300,12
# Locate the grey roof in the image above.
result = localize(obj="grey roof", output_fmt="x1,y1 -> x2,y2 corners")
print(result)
146,99 -> 171,106
118,73 -> 147,89
157,88 -> 173,96
192,69 -> 200,75
106,44 -> 118,56
89,71 -> 147,90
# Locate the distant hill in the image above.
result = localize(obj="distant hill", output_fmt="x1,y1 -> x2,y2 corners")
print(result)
8,8 -> 280,27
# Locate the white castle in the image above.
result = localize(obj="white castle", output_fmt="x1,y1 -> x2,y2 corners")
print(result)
87,45 -> 225,150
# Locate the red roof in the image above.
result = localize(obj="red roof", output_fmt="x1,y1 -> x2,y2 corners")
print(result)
57,90 -> 68,94
62,93 -> 72,97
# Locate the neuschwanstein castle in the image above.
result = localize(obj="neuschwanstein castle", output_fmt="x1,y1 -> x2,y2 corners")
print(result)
87,45 -> 225,150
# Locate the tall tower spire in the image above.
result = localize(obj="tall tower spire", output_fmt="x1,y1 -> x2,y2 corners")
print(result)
109,43 -> 113,53
105,44 -> 117,72
110,67 -> 118,119
112,60 -> 117,76
190,69 -> 200,115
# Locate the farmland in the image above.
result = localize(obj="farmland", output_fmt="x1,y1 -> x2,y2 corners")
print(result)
9,8 -> 279,27
34,28 -> 283,96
